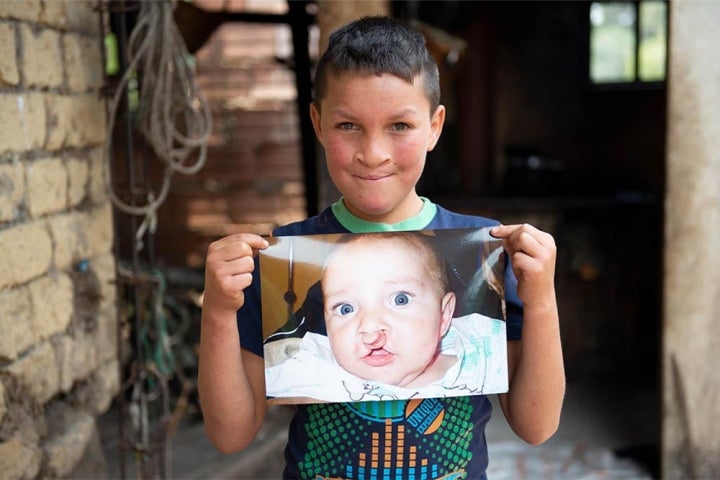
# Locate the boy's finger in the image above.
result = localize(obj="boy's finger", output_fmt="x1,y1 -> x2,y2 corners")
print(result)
209,233 -> 269,257
490,224 -> 524,238
491,224 -> 551,246
490,224 -> 507,237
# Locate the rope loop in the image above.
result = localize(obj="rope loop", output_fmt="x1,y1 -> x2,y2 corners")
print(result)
103,0 -> 212,246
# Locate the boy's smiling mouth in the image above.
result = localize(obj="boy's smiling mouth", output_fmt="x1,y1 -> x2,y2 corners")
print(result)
354,172 -> 393,181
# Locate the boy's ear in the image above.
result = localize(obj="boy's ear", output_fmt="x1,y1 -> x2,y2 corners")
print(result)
440,291 -> 456,335
427,105 -> 446,152
310,102 -> 323,141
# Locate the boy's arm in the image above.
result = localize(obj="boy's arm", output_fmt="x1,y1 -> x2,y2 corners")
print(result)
491,224 -> 566,445
198,233 -> 270,453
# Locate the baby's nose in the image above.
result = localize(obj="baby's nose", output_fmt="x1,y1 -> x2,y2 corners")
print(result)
361,330 -> 386,348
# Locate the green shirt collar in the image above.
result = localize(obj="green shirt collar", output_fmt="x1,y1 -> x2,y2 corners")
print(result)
331,197 -> 437,233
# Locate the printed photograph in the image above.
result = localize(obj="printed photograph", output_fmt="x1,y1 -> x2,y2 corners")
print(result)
259,228 -> 509,404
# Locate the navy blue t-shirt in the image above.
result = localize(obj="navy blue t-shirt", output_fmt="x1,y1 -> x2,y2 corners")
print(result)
237,201 -> 523,479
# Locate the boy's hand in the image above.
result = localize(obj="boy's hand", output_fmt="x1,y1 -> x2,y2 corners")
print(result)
203,233 -> 269,315
490,224 -> 556,309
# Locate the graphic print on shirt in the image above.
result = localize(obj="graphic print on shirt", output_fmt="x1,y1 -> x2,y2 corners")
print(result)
302,397 -> 474,479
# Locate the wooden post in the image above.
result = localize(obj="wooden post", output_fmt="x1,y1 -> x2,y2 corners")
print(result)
663,1 -> 720,478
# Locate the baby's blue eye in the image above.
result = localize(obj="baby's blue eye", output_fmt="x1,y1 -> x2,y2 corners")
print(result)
393,292 -> 411,306
335,303 -> 354,315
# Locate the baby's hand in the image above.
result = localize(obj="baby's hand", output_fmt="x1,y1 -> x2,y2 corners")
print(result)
490,224 -> 556,309
203,233 -> 269,315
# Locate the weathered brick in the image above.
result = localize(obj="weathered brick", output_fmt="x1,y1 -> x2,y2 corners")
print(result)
87,146 -> 108,204
48,211 -> 88,270
0,435 -> 42,480
27,157 -> 68,217
64,33 -> 103,92
73,359 -> 119,416
94,306 -> 118,365
53,335 -> 74,392
70,93 -> 107,146
0,93 -> 46,154
0,22 -> 19,86
28,273 -> 73,341
43,402 -> 95,478
39,0 -> 67,30
72,332 -> 98,381
0,220 -> 53,289
83,203 -> 113,256
47,94 -> 107,150
4,342 -> 60,404
45,94 -> 71,150
0,380 -> 6,423
54,333 -> 96,392
92,251 -> 117,312
0,160 -> 24,222
64,1 -> 100,36
0,286 -> 35,361
20,24 -> 63,88
0,0 -> 42,22
22,92 -> 46,149
66,155 -> 89,207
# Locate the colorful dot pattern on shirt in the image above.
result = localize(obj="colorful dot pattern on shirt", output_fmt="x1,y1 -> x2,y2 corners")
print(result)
301,397 -> 475,479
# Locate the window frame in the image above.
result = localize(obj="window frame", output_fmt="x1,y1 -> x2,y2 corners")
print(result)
587,0 -> 668,91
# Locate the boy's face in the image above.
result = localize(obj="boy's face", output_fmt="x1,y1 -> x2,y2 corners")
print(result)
310,72 -> 445,224
322,238 -> 455,387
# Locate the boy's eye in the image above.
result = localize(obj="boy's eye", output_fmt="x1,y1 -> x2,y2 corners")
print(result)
334,303 -> 355,315
337,122 -> 356,131
390,123 -> 410,132
392,292 -> 411,306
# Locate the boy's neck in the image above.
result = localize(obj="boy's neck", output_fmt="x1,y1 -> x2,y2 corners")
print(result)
332,197 -> 437,233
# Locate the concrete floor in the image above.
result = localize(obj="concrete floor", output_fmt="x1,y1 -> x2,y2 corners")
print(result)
101,375 -> 659,479
485,377 -> 659,479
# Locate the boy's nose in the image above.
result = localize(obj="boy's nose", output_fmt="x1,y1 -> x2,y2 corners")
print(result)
355,135 -> 390,167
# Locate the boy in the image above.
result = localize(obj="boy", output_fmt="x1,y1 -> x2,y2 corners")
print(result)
199,15 -> 565,479
264,231 -> 508,403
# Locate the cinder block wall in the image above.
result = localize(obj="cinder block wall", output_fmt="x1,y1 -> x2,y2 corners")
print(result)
0,2 -> 118,478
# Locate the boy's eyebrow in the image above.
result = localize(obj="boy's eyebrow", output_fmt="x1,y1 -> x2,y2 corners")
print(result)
328,106 -> 421,120
387,108 -> 422,120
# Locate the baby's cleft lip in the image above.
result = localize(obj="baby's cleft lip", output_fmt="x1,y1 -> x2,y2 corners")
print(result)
361,348 -> 394,367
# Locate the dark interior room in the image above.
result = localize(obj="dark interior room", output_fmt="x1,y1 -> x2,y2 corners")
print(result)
104,1 -> 665,477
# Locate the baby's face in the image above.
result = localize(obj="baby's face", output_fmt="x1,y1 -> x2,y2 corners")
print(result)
322,238 -> 454,387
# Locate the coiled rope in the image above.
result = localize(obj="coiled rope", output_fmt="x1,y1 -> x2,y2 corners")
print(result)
103,0 -> 212,248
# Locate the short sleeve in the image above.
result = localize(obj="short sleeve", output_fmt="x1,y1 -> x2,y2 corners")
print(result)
236,256 -> 265,357
504,252 -> 523,341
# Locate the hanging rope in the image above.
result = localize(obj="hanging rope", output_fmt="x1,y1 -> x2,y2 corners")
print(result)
103,0 -> 212,248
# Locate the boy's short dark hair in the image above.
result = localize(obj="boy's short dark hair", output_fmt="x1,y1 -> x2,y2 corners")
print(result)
313,16 -> 441,114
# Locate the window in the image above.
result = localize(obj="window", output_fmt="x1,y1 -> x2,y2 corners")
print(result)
589,1 -> 667,84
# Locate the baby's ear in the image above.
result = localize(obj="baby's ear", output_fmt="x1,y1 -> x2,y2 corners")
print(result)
440,291 -> 456,334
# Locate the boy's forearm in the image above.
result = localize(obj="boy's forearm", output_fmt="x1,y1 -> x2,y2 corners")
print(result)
198,307 -> 267,453
502,301 -> 565,445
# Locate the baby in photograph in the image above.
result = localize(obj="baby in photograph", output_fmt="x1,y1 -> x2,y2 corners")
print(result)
264,231 -> 507,403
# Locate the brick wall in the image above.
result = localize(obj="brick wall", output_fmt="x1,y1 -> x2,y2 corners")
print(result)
151,18 -> 307,268
0,2 -> 118,478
